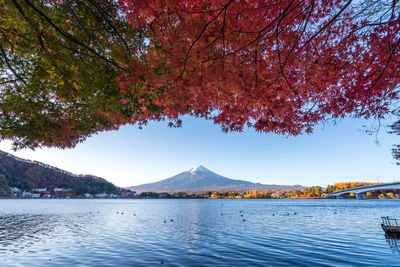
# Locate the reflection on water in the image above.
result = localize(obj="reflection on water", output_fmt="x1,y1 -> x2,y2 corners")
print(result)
385,233 -> 400,254
1,199 -> 400,266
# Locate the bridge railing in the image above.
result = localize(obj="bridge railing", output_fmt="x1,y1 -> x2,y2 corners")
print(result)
332,183 -> 400,195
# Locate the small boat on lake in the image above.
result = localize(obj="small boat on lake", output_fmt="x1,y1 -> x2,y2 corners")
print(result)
381,217 -> 400,235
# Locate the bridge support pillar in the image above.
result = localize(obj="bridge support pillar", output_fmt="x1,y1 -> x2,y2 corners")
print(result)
356,193 -> 367,200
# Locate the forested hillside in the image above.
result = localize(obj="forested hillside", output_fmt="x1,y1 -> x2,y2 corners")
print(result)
0,150 -> 121,196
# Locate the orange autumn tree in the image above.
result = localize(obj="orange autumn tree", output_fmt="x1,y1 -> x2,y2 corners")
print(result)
333,182 -> 378,191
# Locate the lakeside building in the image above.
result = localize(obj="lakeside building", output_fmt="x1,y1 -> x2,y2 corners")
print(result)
122,191 -> 136,198
8,186 -> 126,199
173,192 -> 187,198
54,188 -> 73,198
159,192 -> 170,198
20,191 -> 40,198
95,193 -> 108,198
32,188 -> 48,193
21,191 -> 32,198
9,187 -> 22,197
54,188 -> 72,193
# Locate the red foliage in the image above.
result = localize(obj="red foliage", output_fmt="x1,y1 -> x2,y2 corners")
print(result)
119,0 -> 400,134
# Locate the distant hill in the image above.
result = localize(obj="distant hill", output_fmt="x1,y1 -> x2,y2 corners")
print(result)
0,150 -> 122,197
127,165 -> 305,193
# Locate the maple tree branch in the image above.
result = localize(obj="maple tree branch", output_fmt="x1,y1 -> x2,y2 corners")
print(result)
252,50 -> 276,118
390,0 -> 398,21
175,0 -> 234,82
275,0 -> 301,101
369,37 -> 400,93
0,42 -> 26,85
201,0 -> 303,63
297,0 -> 353,52
222,5 -> 228,64
283,0 -> 314,67
37,35 -> 79,93
64,0 -> 92,42
22,0 -> 128,71
87,0 -> 132,57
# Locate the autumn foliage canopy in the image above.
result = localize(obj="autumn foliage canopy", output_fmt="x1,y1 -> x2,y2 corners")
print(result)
0,0 -> 399,158
119,0 -> 399,134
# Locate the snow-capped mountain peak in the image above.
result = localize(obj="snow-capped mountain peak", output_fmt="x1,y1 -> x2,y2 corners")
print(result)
187,165 -> 209,174
127,165 -> 305,192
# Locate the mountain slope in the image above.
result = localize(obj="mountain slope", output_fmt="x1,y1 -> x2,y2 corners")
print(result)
0,150 -> 122,196
128,165 -> 304,192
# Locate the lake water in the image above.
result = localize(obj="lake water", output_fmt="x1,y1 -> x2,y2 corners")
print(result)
1,199 -> 400,266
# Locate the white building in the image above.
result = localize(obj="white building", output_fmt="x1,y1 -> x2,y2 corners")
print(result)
21,191 -> 32,198
95,193 -> 108,198
32,188 -> 47,193
9,187 -> 22,197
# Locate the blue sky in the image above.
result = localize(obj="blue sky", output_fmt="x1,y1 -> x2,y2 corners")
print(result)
0,116 -> 398,187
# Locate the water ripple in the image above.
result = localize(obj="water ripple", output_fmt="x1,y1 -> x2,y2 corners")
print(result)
1,199 -> 400,266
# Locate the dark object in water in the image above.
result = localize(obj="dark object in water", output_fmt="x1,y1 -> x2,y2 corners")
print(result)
164,220 -> 166,223
384,232 -> 400,254
381,217 -> 400,235
170,219 -> 173,222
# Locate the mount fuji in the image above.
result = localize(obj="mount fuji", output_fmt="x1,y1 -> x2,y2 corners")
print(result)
127,165 -> 304,192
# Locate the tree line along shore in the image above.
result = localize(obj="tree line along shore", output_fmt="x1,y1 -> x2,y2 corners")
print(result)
4,182 -> 400,200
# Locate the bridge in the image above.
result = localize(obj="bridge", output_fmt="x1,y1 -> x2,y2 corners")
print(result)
329,182 -> 400,199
